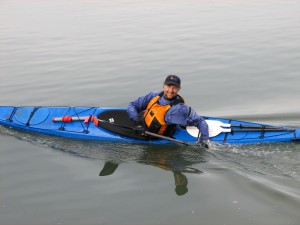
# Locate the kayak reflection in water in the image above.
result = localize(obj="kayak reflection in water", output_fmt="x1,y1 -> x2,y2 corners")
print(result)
127,75 -> 210,148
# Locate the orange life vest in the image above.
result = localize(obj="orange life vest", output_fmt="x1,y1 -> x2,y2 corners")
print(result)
143,92 -> 184,135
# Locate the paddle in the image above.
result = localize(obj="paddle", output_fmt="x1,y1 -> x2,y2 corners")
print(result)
97,120 -> 194,146
186,120 -> 295,138
143,131 -> 192,146
186,121 -> 230,138
52,115 -> 193,146
204,120 -> 287,129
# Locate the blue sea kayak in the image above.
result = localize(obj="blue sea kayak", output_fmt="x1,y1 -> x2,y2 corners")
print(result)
0,106 -> 299,144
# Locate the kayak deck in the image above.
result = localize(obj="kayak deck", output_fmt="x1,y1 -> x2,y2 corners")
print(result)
0,106 -> 299,145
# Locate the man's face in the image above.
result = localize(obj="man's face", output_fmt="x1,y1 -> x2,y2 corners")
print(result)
163,84 -> 180,99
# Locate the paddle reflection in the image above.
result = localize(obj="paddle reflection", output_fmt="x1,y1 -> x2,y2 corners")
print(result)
99,145 -> 205,196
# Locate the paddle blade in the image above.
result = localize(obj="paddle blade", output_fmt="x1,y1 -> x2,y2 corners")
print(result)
205,120 -> 231,128
186,120 -> 231,138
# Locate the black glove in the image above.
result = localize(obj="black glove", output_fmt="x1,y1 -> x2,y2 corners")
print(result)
198,139 -> 209,149
133,120 -> 146,136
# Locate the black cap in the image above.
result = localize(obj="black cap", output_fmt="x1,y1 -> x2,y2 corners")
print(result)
164,75 -> 181,88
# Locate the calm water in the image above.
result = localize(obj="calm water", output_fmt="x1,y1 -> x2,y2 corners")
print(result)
1,0 -> 300,224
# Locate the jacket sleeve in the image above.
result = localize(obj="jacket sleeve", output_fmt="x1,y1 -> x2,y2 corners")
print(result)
127,92 -> 159,121
187,108 -> 209,140
165,104 -> 209,140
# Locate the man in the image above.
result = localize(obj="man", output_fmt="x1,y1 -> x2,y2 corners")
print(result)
127,75 -> 209,148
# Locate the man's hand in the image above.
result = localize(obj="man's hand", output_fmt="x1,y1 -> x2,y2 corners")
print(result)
198,138 -> 210,149
133,121 -> 146,136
